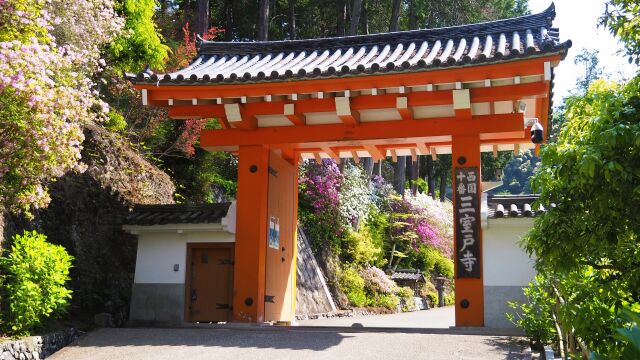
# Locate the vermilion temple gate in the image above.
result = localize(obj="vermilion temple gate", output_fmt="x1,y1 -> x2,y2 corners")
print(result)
129,4 -> 570,327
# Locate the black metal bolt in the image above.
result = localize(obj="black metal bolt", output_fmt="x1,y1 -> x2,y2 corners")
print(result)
244,297 -> 254,306
457,156 -> 467,165
249,165 -> 258,173
460,299 -> 470,308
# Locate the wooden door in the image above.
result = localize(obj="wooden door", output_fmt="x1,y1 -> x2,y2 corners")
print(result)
186,244 -> 234,322
265,152 -> 296,322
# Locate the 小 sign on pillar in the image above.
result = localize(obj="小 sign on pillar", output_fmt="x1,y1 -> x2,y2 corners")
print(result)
455,167 -> 481,278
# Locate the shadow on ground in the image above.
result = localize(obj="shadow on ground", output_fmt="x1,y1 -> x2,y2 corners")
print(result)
69,328 -> 351,352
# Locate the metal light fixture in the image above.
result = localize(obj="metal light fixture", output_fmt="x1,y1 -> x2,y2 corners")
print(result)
531,120 -> 544,144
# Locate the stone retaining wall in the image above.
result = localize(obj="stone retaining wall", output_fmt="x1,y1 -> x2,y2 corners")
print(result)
295,228 -> 337,317
0,328 -> 79,360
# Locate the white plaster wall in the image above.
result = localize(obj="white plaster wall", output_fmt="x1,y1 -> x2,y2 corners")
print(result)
483,218 -> 536,287
134,230 -> 235,284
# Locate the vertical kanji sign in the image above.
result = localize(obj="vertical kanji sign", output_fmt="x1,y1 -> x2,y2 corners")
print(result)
455,167 -> 480,278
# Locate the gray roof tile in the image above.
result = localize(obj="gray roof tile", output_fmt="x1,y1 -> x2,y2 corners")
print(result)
487,194 -> 547,219
125,203 -> 231,225
130,4 -> 570,85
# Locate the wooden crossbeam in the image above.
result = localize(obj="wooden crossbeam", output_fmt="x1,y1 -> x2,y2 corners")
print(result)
364,145 -> 385,161
416,143 -> 430,155
351,151 -> 360,164
201,113 -> 524,148
164,82 -> 549,123
313,153 -> 323,164
322,147 -> 340,159
410,148 -> 418,163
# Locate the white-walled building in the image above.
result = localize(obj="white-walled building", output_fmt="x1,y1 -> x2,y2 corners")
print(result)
482,194 -> 542,328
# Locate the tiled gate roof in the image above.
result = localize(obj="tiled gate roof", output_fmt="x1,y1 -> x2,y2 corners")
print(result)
130,3 -> 570,85
125,203 -> 232,225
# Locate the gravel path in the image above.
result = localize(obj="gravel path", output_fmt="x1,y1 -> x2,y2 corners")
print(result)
50,326 -> 528,360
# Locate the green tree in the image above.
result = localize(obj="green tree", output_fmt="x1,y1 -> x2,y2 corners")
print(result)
109,0 -> 170,71
522,78 -> 640,358
601,0 -> 640,65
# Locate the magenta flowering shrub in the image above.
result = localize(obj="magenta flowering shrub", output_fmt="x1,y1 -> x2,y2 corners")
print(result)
299,159 -> 345,250
388,195 -> 453,257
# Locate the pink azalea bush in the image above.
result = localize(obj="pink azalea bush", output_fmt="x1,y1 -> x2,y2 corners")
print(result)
360,266 -> 397,294
0,0 -> 123,217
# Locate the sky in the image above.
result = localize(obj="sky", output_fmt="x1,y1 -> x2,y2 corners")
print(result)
528,0 -> 637,104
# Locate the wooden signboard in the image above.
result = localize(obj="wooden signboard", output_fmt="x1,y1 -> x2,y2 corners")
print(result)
455,167 -> 481,278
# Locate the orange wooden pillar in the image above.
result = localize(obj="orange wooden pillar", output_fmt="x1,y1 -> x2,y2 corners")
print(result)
452,134 -> 484,326
233,145 -> 270,322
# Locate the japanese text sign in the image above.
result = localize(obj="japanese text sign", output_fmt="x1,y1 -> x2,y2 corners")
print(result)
455,167 -> 480,278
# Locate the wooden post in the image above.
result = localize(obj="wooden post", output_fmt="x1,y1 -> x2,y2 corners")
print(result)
233,145 -> 270,322
452,134 -> 484,327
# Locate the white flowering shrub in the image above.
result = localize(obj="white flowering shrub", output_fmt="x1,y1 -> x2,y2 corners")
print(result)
339,164 -> 372,227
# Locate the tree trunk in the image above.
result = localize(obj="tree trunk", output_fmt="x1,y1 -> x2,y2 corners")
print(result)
410,157 -> 420,196
349,0 -> 363,35
288,0 -> 297,40
361,0 -> 369,34
336,1 -> 347,36
389,0 -> 401,32
408,0 -> 417,30
223,0 -> 233,41
372,160 -> 381,177
439,170 -> 447,202
195,0 -> 210,36
257,0 -> 270,41
426,157 -> 436,199
362,157 -> 374,178
393,156 -> 407,196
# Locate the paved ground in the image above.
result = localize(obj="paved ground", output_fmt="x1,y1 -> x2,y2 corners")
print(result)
50,327 -> 527,360
298,305 -> 455,328
50,307 -> 528,359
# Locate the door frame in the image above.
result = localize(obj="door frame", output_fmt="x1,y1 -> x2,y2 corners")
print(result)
184,242 -> 235,323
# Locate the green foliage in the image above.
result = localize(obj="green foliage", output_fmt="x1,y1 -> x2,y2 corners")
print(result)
518,77 -> 640,358
364,206 -> 389,264
419,281 -> 438,307
0,231 -> 73,335
574,49 -> 604,94
407,246 -> 454,278
372,293 -> 400,311
432,253 -> 454,279
615,307 -> 640,358
396,286 -> 415,312
444,292 -> 455,306
507,276 -> 557,344
104,111 -> 127,133
489,150 -> 540,194
337,265 -> 367,308
109,0 -> 170,71
342,227 -> 383,266
601,0 -> 640,65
